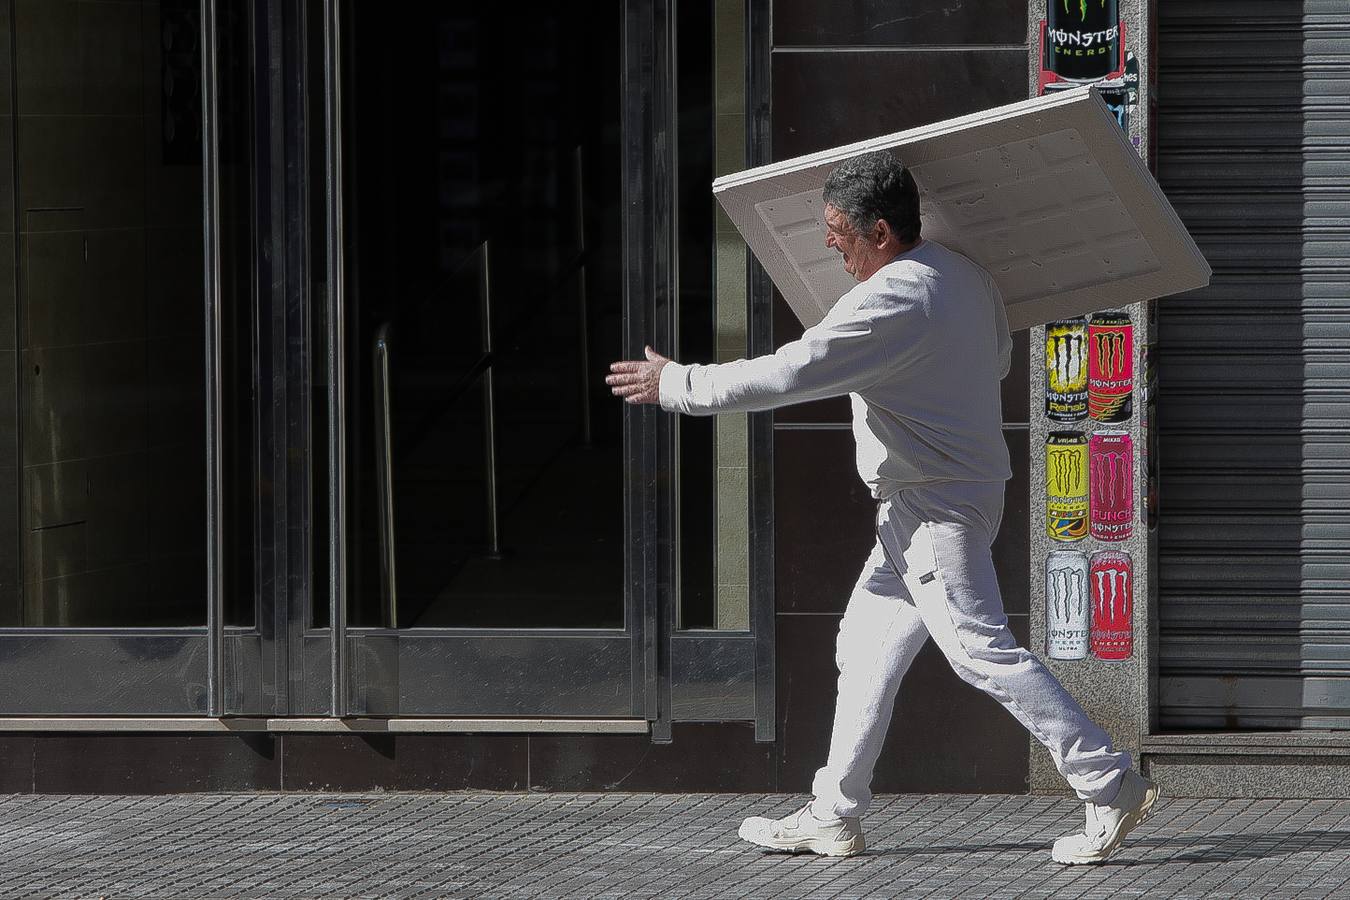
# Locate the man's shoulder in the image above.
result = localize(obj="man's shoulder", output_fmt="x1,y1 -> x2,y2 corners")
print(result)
861,249 -> 941,300
889,241 -> 998,295
847,267 -> 933,319
906,239 -> 989,275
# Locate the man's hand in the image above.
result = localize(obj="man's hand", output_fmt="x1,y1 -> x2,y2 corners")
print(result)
606,346 -> 672,405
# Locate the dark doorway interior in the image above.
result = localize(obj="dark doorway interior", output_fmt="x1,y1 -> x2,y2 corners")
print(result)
328,2 -> 626,629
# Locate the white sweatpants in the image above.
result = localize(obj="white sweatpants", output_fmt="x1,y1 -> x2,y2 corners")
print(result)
810,480 -> 1130,820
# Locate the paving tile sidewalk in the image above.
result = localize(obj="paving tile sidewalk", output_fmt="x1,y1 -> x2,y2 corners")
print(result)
0,792 -> 1347,898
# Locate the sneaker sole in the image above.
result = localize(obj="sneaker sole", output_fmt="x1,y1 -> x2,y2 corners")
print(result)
737,825 -> 866,858
1052,780 -> 1161,866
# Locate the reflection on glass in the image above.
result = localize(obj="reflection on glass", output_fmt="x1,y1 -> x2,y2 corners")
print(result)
0,0 -> 254,627
677,0 -> 750,631
326,3 -> 625,629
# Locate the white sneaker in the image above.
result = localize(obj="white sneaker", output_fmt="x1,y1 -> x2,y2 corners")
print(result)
1052,769 -> 1160,865
738,803 -> 866,857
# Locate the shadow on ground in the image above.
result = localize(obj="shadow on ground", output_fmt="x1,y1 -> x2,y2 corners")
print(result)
836,829 -> 1350,864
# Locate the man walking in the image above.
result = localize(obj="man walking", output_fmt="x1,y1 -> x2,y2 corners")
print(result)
606,151 -> 1157,864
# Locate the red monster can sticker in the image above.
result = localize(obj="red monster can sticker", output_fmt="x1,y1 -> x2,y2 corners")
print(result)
1089,429 -> 1133,542
1088,311 -> 1133,422
1090,551 -> 1132,660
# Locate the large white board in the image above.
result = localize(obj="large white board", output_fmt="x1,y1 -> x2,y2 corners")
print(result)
712,87 -> 1209,332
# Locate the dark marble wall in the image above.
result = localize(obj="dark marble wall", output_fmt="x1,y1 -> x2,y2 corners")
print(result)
768,0 -> 1034,796
0,728 -> 779,794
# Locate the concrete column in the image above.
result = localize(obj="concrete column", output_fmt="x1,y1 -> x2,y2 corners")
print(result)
1026,0 -> 1157,793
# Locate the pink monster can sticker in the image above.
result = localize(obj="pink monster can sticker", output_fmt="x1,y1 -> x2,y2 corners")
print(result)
1089,429 -> 1134,542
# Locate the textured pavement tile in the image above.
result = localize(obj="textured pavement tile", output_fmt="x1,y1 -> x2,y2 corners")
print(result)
0,793 -> 1346,898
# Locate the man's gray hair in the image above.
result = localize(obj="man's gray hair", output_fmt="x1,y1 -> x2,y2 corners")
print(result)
822,151 -> 921,244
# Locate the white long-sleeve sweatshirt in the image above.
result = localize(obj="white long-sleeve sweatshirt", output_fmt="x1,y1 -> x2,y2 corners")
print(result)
658,239 -> 1012,500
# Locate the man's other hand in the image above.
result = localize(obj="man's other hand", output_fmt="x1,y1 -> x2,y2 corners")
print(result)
606,346 -> 671,405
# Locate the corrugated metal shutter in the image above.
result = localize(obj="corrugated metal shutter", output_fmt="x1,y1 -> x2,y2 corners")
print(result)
1157,0 -> 1350,729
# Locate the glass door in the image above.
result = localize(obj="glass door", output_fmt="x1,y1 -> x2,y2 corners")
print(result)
305,0 -> 647,718
0,0 -> 268,715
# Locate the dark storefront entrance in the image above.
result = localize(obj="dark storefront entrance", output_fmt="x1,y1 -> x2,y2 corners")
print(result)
317,1 -> 637,717
0,0 -> 771,733
0,0 -> 1081,797
0,0 -> 259,713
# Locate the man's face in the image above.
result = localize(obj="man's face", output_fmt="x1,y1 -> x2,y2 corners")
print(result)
824,204 -> 877,282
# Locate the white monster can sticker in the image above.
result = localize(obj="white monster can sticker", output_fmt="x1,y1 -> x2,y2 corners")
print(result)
1046,550 -> 1090,660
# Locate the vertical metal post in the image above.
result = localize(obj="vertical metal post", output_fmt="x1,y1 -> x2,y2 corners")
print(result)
323,0 -> 348,716
479,242 -> 502,559
273,0 -> 310,717
201,0 -> 225,718
746,0 -> 776,742
574,145 -> 592,446
8,0 -> 23,618
620,0 -> 651,723
373,324 -> 397,627
649,0 -> 677,745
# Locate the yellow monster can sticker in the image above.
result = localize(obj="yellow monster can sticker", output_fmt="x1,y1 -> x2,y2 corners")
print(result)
1046,431 -> 1089,541
1045,317 -> 1088,423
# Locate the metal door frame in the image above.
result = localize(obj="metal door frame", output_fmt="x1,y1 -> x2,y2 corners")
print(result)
658,0 -> 777,743
0,0 -> 776,736
0,0 -> 277,716
300,0 -> 654,721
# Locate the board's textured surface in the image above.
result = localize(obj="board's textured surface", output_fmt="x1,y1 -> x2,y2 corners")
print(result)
716,89 -> 1208,332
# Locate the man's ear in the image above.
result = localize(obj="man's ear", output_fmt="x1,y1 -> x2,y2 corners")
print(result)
872,218 -> 893,249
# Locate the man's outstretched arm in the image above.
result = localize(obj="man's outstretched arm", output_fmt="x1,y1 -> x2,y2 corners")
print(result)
606,290 -> 925,414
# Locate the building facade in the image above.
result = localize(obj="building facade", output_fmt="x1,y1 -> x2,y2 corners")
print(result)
0,0 -> 1345,796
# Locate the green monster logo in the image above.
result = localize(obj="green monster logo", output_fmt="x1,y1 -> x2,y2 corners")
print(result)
1063,0 -> 1105,20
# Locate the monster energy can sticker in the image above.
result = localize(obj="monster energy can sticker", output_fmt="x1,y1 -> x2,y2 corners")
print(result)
1088,311 -> 1133,422
1045,317 -> 1088,422
1089,429 -> 1134,542
1046,0 -> 1121,83
1045,551 -> 1089,660
1089,550 -> 1132,660
1046,432 -> 1089,542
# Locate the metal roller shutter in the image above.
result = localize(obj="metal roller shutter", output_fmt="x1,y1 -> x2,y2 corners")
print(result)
1157,0 -> 1350,729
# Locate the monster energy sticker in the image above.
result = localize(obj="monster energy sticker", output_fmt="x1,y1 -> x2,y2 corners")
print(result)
1046,0 -> 1121,83
1041,51 -> 1140,146
1089,430 -> 1134,542
1088,311 -> 1133,422
1037,0 -> 1138,148
1046,551 -> 1089,660
1096,78 -> 1132,134
1045,318 -> 1088,422
1089,551 -> 1132,660
1046,432 -> 1089,542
